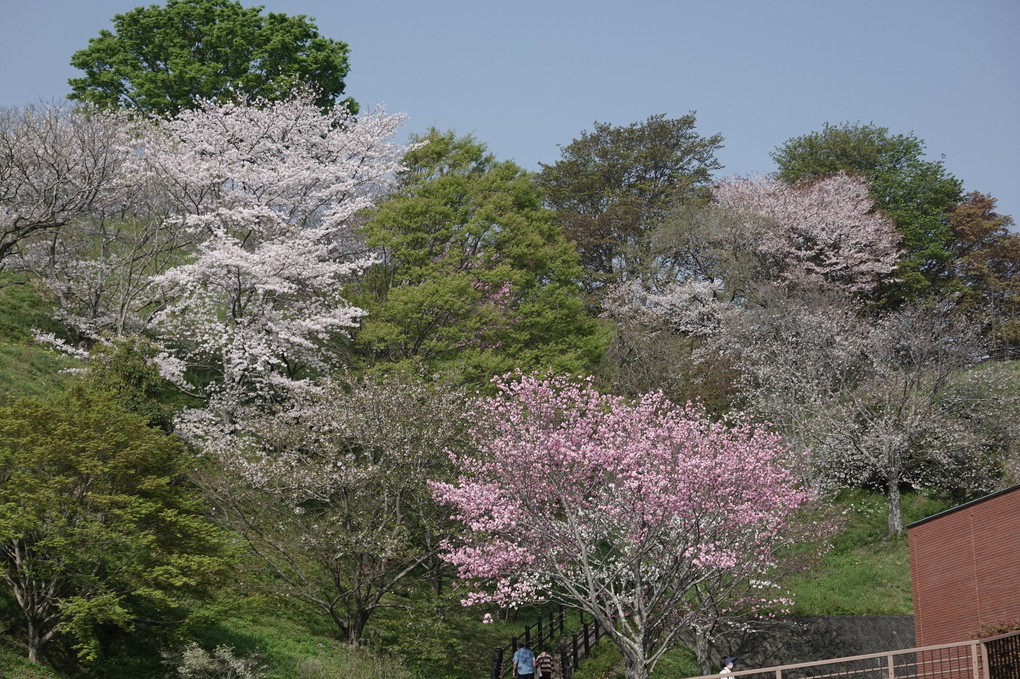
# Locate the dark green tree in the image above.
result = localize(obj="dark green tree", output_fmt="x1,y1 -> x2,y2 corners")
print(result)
0,386 -> 229,664
351,129 -> 607,387
68,0 -> 356,116
771,122 -> 962,301
536,113 -> 723,306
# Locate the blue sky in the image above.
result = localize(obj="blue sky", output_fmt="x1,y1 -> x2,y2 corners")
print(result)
2,0 -> 1018,220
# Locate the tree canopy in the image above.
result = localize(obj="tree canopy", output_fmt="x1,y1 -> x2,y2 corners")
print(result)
0,386 -> 228,663
68,0 -> 356,116
947,192 -> 1020,346
537,114 -> 723,306
434,373 -> 810,679
771,121 -> 962,300
0,103 -> 141,271
352,129 -> 607,386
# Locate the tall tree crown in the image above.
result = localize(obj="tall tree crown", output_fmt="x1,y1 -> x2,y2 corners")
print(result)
68,0 -> 356,116
536,113 -> 723,304
771,121 -> 962,300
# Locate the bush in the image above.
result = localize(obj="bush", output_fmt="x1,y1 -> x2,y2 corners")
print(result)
162,642 -> 265,679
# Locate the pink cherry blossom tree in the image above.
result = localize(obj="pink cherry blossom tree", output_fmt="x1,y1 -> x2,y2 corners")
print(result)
142,92 -> 407,426
712,172 -> 901,294
432,373 -> 810,679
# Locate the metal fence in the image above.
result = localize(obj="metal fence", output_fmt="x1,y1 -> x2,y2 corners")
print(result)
685,631 -> 1020,679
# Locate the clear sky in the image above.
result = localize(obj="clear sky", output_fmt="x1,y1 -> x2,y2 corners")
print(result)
2,0 -> 1018,220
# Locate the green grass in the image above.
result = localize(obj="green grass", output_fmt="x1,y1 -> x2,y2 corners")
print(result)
571,639 -> 700,679
1,638 -> 66,679
1,597 -> 418,679
197,615 -> 415,679
786,489 -> 952,615
0,276 -> 79,401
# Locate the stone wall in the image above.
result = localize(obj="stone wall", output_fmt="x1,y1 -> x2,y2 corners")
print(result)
704,615 -> 916,670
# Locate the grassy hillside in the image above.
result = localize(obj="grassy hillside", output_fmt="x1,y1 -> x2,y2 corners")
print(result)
0,277 -> 78,400
787,489 -> 952,616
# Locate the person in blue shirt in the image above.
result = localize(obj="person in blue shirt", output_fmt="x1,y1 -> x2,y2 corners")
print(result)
513,641 -> 536,679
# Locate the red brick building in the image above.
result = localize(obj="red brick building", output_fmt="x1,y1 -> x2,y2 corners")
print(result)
907,484 -> 1020,647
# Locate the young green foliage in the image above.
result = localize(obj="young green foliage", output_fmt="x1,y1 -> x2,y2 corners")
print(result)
0,386 -> 229,664
68,0 -> 357,116
537,114 -> 723,306
353,129 -> 606,387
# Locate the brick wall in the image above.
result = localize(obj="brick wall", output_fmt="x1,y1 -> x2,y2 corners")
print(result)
908,485 -> 1020,647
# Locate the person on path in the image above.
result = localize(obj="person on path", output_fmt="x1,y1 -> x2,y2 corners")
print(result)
513,641 -> 536,679
721,656 -> 737,675
536,647 -> 556,679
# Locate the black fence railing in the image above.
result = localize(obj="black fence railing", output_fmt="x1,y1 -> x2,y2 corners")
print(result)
987,631 -> 1020,679
559,614 -> 606,679
490,605 -> 609,679
491,603 -> 568,679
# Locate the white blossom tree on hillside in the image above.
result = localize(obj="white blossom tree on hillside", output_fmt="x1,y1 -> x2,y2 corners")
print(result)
19,176 -> 187,341
711,171 -> 902,294
143,92 -> 406,429
713,290 -> 989,535
196,371 -> 472,643
1,103 -> 141,276
597,172 -> 902,402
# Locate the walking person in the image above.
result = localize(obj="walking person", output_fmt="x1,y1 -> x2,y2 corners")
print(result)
536,647 -> 557,679
513,641 -> 536,679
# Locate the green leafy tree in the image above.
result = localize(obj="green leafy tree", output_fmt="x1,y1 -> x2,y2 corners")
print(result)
0,386 -> 228,664
771,121 -> 962,300
536,113 -> 723,306
352,129 -> 607,386
68,0 -> 356,116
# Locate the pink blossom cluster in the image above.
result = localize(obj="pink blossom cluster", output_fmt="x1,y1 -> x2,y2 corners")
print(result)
713,172 -> 901,293
433,373 -> 809,623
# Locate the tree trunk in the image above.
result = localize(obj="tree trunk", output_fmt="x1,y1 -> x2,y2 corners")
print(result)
886,481 -> 903,536
695,628 -> 713,675
27,623 -> 41,663
624,653 -> 651,679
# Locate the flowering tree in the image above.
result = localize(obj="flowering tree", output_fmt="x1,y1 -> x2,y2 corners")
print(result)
197,372 -> 471,643
143,92 -> 406,425
0,103 -> 140,274
593,173 -> 901,404
712,172 -> 901,294
19,183 -> 187,341
714,290 -> 990,535
433,374 -> 810,679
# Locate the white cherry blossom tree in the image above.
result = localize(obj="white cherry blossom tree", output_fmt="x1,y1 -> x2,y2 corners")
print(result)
1,103 -> 141,276
143,92 -> 406,426
712,172 -> 901,294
